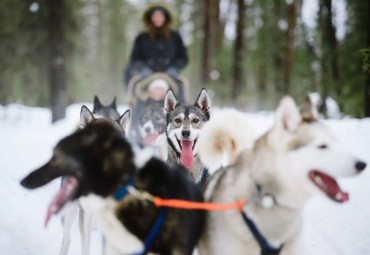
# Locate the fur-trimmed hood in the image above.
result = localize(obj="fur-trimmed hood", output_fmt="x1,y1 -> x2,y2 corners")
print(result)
142,3 -> 174,27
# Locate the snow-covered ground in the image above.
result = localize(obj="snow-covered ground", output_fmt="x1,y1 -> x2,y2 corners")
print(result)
0,103 -> 369,255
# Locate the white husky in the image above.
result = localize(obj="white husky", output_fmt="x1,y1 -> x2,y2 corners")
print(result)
197,108 -> 256,173
197,96 -> 366,255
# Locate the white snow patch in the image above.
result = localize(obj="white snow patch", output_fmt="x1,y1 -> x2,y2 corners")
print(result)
0,103 -> 369,254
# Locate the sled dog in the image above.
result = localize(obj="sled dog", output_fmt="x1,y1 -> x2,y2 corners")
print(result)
164,88 -> 211,185
137,99 -> 167,147
59,102 -> 130,255
197,108 -> 256,174
92,95 -> 120,120
198,96 -> 367,255
21,121 -> 204,255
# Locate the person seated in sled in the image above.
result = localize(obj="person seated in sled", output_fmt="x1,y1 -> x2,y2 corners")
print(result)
124,3 -> 188,102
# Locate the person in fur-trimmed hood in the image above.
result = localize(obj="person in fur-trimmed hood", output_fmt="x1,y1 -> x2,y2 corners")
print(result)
124,3 -> 188,88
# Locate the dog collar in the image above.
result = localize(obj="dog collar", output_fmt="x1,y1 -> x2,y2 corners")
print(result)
113,175 -> 135,200
167,136 -> 181,158
196,168 -> 209,187
256,184 -> 277,209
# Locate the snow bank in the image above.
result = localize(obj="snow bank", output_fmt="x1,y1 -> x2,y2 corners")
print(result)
0,104 -> 369,255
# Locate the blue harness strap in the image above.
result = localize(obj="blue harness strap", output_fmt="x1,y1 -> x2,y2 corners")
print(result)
241,211 -> 283,255
133,207 -> 167,255
113,175 -> 135,200
197,168 -> 209,187
113,175 -> 168,255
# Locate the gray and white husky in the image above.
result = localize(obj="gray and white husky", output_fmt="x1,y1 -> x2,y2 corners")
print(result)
92,95 -> 120,120
164,88 -> 211,184
60,98 -> 130,255
198,96 -> 367,255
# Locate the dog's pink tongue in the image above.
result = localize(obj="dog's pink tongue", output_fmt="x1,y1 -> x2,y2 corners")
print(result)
180,140 -> 194,168
45,177 -> 78,227
143,132 -> 158,146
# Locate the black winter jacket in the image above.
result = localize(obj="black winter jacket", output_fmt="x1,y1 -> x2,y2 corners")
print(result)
129,30 -> 188,73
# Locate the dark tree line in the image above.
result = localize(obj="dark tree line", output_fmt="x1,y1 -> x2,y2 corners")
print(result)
0,0 -> 369,121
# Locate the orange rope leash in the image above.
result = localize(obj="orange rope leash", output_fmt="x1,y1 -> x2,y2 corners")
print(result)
153,197 -> 246,212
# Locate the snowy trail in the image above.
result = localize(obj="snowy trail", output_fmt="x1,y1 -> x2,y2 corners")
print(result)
0,104 -> 369,255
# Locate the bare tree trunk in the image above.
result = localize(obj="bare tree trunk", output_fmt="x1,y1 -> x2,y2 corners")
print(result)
257,65 -> 267,91
284,1 -> 296,94
201,0 -> 211,84
365,1 -> 370,117
231,0 -> 245,102
318,0 -> 328,116
366,71 -> 370,117
212,0 -> 226,56
47,0 -> 67,123
324,0 -> 341,99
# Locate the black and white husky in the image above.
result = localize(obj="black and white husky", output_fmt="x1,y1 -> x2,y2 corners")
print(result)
60,97 -> 130,255
21,121 -> 204,255
164,88 -> 211,185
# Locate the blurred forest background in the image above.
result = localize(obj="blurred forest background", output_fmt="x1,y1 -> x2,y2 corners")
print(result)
0,0 -> 369,122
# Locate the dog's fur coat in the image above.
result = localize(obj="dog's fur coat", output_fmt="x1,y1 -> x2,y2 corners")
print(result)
198,96 -> 367,255
164,88 -> 211,184
21,122 -> 204,255
59,98 -> 130,255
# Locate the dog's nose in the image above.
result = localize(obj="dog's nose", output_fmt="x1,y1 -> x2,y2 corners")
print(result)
355,161 -> 367,172
182,130 -> 190,138
145,127 -> 151,134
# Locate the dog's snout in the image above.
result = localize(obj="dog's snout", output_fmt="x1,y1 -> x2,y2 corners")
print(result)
355,161 -> 367,172
182,130 -> 190,138
145,127 -> 151,134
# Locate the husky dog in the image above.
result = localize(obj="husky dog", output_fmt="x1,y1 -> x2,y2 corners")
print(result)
21,121 -> 204,255
164,88 -> 211,184
60,104 -> 130,255
136,99 -> 167,147
197,108 -> 256,173
198,96 -> 366,255
80,105 -> 130,135
92,95 -> 120,119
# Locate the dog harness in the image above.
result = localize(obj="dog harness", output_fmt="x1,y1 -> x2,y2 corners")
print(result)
197,168 -> 209,187
114,176 -> 282,255
113,176 -> 167,255
240,210 -> 283,255
238,184 -> 283,255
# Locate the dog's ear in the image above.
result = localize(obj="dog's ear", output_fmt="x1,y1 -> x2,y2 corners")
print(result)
110,97 -> 117,110
93,95 -> 102,111
164,89 -> 179,114
80,105 -> 95,128
274,96 -> 300,132
300,95 -> 318,122
195,88 -> 211,116
118,109 -> 130,133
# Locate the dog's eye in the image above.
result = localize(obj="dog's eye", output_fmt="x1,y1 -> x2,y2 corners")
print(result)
318,144 -> 328,149
174,118 -> 182,124
192,118 -> 199,124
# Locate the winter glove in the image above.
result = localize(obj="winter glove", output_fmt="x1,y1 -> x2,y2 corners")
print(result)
165,67 -> 179,79
139,67 -> 153,79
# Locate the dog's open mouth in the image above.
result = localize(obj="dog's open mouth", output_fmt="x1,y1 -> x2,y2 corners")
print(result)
143,130 -> 160,146
309,170 -> 349,203
176,136 -> 197,169
45,176 -> 78,227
